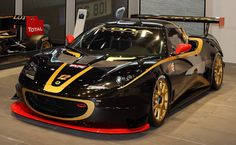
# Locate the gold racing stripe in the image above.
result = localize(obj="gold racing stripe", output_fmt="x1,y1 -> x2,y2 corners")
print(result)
118,37 -> 203,89
0,16 -> 13,19
106,57 -> 137,61
43,63 -> 93,93
22,88 -> 95,121
65,50 -> 81,58
0,35 -> 16,39
0,30 -> 11,33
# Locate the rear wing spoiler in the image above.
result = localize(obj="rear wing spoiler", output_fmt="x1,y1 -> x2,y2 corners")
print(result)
131,14 -> 225,36
0,16 -> 26,25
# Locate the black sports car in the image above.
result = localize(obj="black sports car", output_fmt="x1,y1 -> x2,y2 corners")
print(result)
12,15 -> 224,134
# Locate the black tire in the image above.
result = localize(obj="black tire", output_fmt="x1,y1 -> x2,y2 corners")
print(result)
36,37 -> 52,50
0,40 -> 9,55
211,53 -> 224,90
149,75 -> 170,127
0,43 -> 4,54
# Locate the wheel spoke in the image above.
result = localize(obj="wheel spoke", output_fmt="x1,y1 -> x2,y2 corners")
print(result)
214,56 -> 223,86
161,83 -> 165,93
153,95 -> 158,100
159,108 -> 163,119
157,109 -> 161,119
152,78 -> 169,122
154,108 -> 158,117
153,103 -> 159,109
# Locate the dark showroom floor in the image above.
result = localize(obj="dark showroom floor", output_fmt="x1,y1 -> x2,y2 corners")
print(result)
0,64 -> 236,145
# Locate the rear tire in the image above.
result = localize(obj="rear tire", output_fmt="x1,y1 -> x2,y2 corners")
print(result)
149,75 -> 170,127
0,40 -> 9,54
211,53 -> 224,90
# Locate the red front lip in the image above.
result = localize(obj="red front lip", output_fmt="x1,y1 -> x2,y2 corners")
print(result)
11,102 -> 150,134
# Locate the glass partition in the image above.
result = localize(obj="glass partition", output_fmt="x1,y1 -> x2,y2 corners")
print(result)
141,0 -> 205,35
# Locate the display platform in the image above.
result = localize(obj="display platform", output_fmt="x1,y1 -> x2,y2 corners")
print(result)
11,101 -> 150,134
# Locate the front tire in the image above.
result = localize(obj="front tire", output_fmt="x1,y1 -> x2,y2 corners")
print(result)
149,75 -> 170,127
211,53 -> 224,90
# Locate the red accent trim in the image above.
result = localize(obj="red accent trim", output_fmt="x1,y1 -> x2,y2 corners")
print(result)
76,103 -> 87,108
219,17 -> 225,27
11,102 -> 150,134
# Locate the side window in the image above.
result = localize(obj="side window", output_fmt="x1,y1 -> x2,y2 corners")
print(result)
167,28 -> 185,50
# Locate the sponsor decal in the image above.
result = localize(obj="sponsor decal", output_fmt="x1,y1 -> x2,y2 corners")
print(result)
55,81 -> 61,85
26,16 -> 44,37
27,27 -> 43,33
69,64 -> 86,69
13,15 -> 26,20
167,62 -> 175,73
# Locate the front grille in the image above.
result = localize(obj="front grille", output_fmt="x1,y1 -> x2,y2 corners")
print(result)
25,92 -> 88,118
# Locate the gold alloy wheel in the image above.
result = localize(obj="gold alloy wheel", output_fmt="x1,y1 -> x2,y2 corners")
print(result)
41,41 -> 51,49
152,78 -> 169,122
214,55 -> 223,86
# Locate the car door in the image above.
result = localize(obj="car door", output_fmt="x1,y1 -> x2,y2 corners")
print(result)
162,28 -> 207,101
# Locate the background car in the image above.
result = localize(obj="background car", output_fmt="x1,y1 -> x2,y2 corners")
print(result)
0,15 -> 52,69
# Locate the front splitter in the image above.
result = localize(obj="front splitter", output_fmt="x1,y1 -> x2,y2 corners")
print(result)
11,102 -> 150,134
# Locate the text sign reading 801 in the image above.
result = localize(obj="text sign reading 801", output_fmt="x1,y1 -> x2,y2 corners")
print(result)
77,0 -> 112,20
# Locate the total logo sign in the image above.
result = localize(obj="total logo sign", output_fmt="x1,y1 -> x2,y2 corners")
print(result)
26,16 -> 44,37
27,27 -> 43,33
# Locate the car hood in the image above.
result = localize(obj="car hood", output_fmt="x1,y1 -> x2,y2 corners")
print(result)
22,47 -> 160,97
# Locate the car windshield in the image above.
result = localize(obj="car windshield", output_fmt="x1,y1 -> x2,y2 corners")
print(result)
68,25 -> 166,57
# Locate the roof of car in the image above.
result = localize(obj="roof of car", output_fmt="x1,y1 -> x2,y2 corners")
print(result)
105,18 -> 180,29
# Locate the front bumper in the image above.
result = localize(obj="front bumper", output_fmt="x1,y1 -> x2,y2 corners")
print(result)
11,101 -> 150,134
13,83 -> 150,134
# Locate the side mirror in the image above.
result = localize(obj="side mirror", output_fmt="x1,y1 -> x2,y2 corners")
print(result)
116,7 -> 125,19
66,34 -> 75,44
175,44 -> 192,55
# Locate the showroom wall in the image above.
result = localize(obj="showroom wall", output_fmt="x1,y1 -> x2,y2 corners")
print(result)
13,0 -> 131,44
207,0 -> 236,63
0,0 -> 15,16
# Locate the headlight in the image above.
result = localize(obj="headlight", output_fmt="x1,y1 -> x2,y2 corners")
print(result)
23,61 -> 38,80
87,85 -> 108,90
87,73 -> 139,90
116,74 -> 136,85
87,82 -> 115,90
